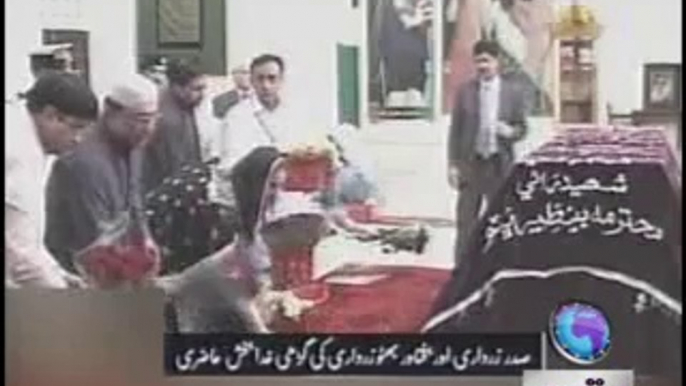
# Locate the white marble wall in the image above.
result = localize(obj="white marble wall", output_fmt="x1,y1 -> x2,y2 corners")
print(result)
5,0 -> 137,99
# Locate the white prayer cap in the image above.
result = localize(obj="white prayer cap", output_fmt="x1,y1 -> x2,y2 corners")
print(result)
106,74 -> 159,113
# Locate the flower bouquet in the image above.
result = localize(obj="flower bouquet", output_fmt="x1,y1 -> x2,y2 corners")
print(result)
74,210 -> 160,289
281,143 -> 336,192
527,127 -> 676,167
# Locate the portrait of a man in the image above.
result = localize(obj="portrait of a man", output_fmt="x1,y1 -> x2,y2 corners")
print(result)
644,64 -> 681,111
650,72 -> 675,104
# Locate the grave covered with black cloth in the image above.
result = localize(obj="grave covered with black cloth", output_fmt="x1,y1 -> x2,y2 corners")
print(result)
425,128 -> 682,379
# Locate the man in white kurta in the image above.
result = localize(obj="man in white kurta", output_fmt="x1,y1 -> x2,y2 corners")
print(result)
212,54 -> 328,287
213,55 -> 321,198
5,73 -> 99,288
219,95 -> 311,170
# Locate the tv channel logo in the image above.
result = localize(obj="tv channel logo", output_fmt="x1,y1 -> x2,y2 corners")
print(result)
523,370 -> 634,386
549,301 -> 612,365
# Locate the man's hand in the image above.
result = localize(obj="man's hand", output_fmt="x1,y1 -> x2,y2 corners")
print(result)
254,288 -> 285,325
348,223 -> 376,238
62,270 -> 86,288
416,0 -> 434,24
144,238 -> 163,277
153,274 -> 183,296
399,0 -> 434,28
496,121 -> 517,139
246,300 -> 273,333
331,209 -> 376,237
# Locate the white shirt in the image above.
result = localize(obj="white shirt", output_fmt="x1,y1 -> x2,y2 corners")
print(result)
217,96 -> 319,172
194,95 -> 222,162
478,76 -> 501,157
5,103 -> 68,288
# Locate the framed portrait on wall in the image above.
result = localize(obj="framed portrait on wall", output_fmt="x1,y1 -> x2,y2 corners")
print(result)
442,0 -> 555,117
367,0 -> 435,120
138,0 -> 226,76
156,0 -> 203,47
42,29 -> 90,86
644,63 -> 681,112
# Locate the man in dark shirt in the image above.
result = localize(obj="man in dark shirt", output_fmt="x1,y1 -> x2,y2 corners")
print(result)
45,75 -> 159,271
143,58 -> 208,193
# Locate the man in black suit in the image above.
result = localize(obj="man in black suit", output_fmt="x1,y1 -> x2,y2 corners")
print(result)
212,64 -> 252,119
447,40 -> 530,266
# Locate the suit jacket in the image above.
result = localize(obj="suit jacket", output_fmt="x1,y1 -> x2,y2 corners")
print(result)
447,73 -> 530,173
212,89 -> 242,119
144,89 -> 203,193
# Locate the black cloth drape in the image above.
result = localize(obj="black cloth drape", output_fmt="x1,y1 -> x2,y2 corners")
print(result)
427,128 -> 682,380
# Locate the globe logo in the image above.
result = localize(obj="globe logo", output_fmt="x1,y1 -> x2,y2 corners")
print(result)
549,301 -> 611,365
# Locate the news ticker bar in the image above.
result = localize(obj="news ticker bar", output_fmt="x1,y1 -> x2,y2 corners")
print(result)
165,333 -> 542,376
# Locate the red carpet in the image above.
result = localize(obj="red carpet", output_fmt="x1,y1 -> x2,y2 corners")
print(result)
275,266 -> 451,333
346,203 -> 455,228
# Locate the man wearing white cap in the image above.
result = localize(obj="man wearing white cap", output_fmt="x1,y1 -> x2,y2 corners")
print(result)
44,75 -> 160,271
